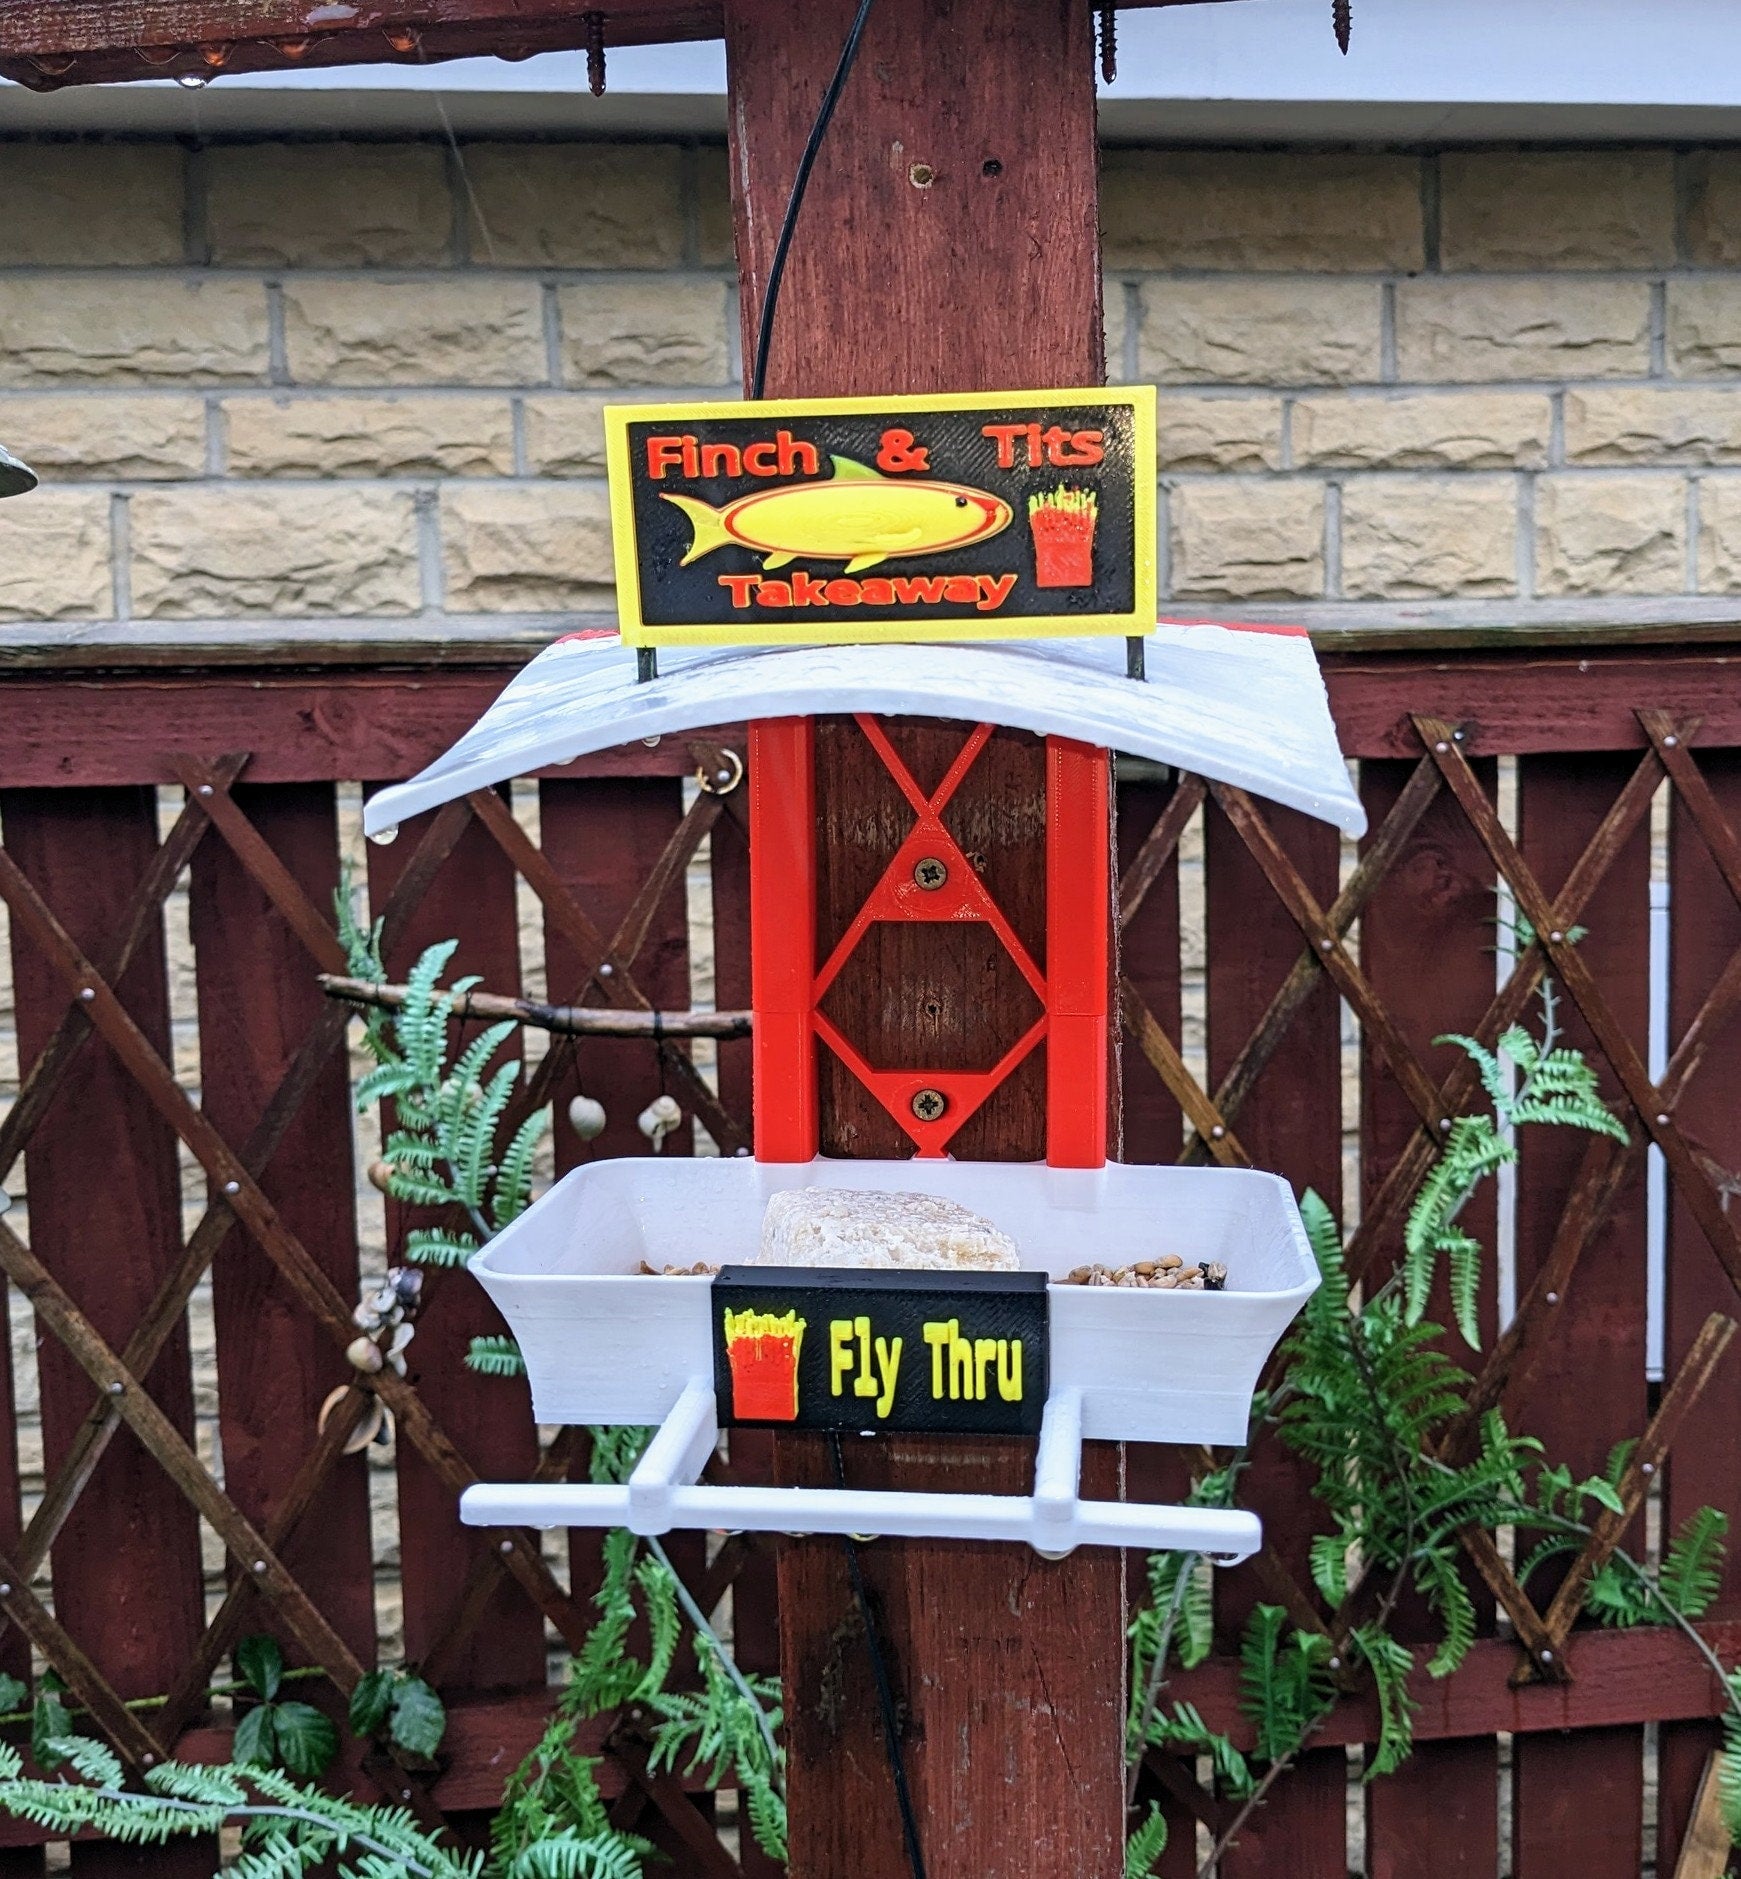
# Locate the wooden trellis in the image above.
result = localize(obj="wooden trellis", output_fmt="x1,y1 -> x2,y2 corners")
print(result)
0,641 -> 1738,1875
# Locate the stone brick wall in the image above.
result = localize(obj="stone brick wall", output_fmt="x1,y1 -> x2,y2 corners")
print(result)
2,139 -> 1740,636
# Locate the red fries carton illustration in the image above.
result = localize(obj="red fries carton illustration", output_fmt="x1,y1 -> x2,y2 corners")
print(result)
1027,486 -> 1098,588
722,1306 -> 808,1421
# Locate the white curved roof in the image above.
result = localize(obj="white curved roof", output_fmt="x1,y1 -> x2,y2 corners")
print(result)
363,620 -> 1365,838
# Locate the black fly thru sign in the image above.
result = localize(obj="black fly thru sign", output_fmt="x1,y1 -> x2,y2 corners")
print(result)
712,1267 -> 1049,1437
605,386 -> 1155,647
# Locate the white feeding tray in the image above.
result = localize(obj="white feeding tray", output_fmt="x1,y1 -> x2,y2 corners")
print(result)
459,1158 -> 1318,1557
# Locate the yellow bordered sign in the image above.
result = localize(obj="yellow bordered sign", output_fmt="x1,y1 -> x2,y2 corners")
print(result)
605,386 -> 1156,647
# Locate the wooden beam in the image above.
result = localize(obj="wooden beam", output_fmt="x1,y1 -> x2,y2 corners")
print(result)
723,0 -> 1123,1874
0,0 -> 1241,86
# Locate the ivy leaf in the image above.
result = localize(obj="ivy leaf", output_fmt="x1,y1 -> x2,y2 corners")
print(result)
271,1701 -> 338,1778
348,1668 -> 395,1739
388,1678 -> 447,1760
236,1634 -> 283,1703
233,1703 -> 278,1770
0,1673 -> 28,1715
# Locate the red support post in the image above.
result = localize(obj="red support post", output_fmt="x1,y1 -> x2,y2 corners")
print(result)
749,717 -> 818,1162
1047,735 -> 1111,1168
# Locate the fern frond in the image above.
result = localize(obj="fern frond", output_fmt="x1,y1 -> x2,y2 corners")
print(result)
1350,1624 -> 1417,1777
1125,1803 -> 1168,1878
1657,1507 -> 1729,1619
466,1334 -> 528,1378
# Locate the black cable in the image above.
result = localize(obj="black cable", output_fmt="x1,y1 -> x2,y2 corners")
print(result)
748,0 -> 878,402
829,1432 -> 927,1879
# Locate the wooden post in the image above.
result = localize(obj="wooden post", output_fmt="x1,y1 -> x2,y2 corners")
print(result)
722,3 -> 1126,1873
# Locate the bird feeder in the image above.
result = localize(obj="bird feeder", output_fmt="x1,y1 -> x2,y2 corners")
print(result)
365,608 -> 1361,1561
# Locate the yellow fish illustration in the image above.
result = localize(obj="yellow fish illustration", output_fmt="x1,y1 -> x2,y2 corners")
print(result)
661,455 -> 1012,575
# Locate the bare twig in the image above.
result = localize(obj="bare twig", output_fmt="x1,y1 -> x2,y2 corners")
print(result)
320,975 -> 753,1040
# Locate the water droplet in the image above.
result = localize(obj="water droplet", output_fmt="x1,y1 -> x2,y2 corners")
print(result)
367,824 -> 399,846
175,71 -> 211,87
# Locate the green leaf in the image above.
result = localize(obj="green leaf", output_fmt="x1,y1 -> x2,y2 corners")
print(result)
1350,1624 -> 1417,1778
1125,1802 -> 1168,1878
0,1673 -> 28,1716
348,1669 -> 394,1739
466,1334 -> 527,1378
233,1704 -> 278,1770
388,1679 -> 447,1760
237,1635 -> 284,1703
31,1678 -> 76,1774
269,1702 -> 338,1778
1657,1507 -> 1728,1619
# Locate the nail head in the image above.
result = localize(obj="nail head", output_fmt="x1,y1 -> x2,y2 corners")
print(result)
598,962 -> 613,977
1642,1461 -> 1655,1475
1318,937 -> 1333,952
1546,1290 -> 1559,1304
1210,1124 -> 1225,1140
1656,1112 -> 1670,1126
1550,931 -> 1564,943
1665,735 -> 1678,747
107,1380 -> 124,1395
499,1538 -> 513,1553
252,1559 -> 267,1573
1540,1649 -> 1553,1662
198,784 -> 213,797
79,987 -> 95,1002
223,1179 -> 240,1195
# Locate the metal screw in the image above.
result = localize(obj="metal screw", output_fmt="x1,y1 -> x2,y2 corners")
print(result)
1318,937 -> 1333,952
1452,729 -> 1465,742
914,856 -> 949,891
79,987 -> 95,1002
1665,734 -> 1678,747
1546,1291 -> 1559,1304
1550,930 -> 1564,944
0,1585 -> 13,1597
1540,1649 -> 1553,1663
223,1179 -> 240,1195
142,1753 -> 155,1767
1656,1112 -> 1670,1126
911,1088 -> 947,1123
1210,1124 -> 1226,1140
1439,1117 -> 1452,1132
499,1538 -> 514,1554
598,962 -> 614,978
1327,1655 -> 1340,1670
1642,1461 -> 1655,1475
1435,741 -> 1448,753
107,1380 -> 124,1396
198,784 -> 213,797
253,1559 -> 268,1574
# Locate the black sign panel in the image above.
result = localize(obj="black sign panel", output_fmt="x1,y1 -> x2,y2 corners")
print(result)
605,387 -> 1156,646
711,1266 -> 1048,1437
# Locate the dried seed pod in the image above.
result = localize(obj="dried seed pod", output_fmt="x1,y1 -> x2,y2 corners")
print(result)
345,1335 -> 384,1374
568,1093 -> 608,1141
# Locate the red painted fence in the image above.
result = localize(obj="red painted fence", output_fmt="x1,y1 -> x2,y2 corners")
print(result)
0,632 -> 1738,1876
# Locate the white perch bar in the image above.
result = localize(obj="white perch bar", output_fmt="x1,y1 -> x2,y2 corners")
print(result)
460,1380 -> 1263,1561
